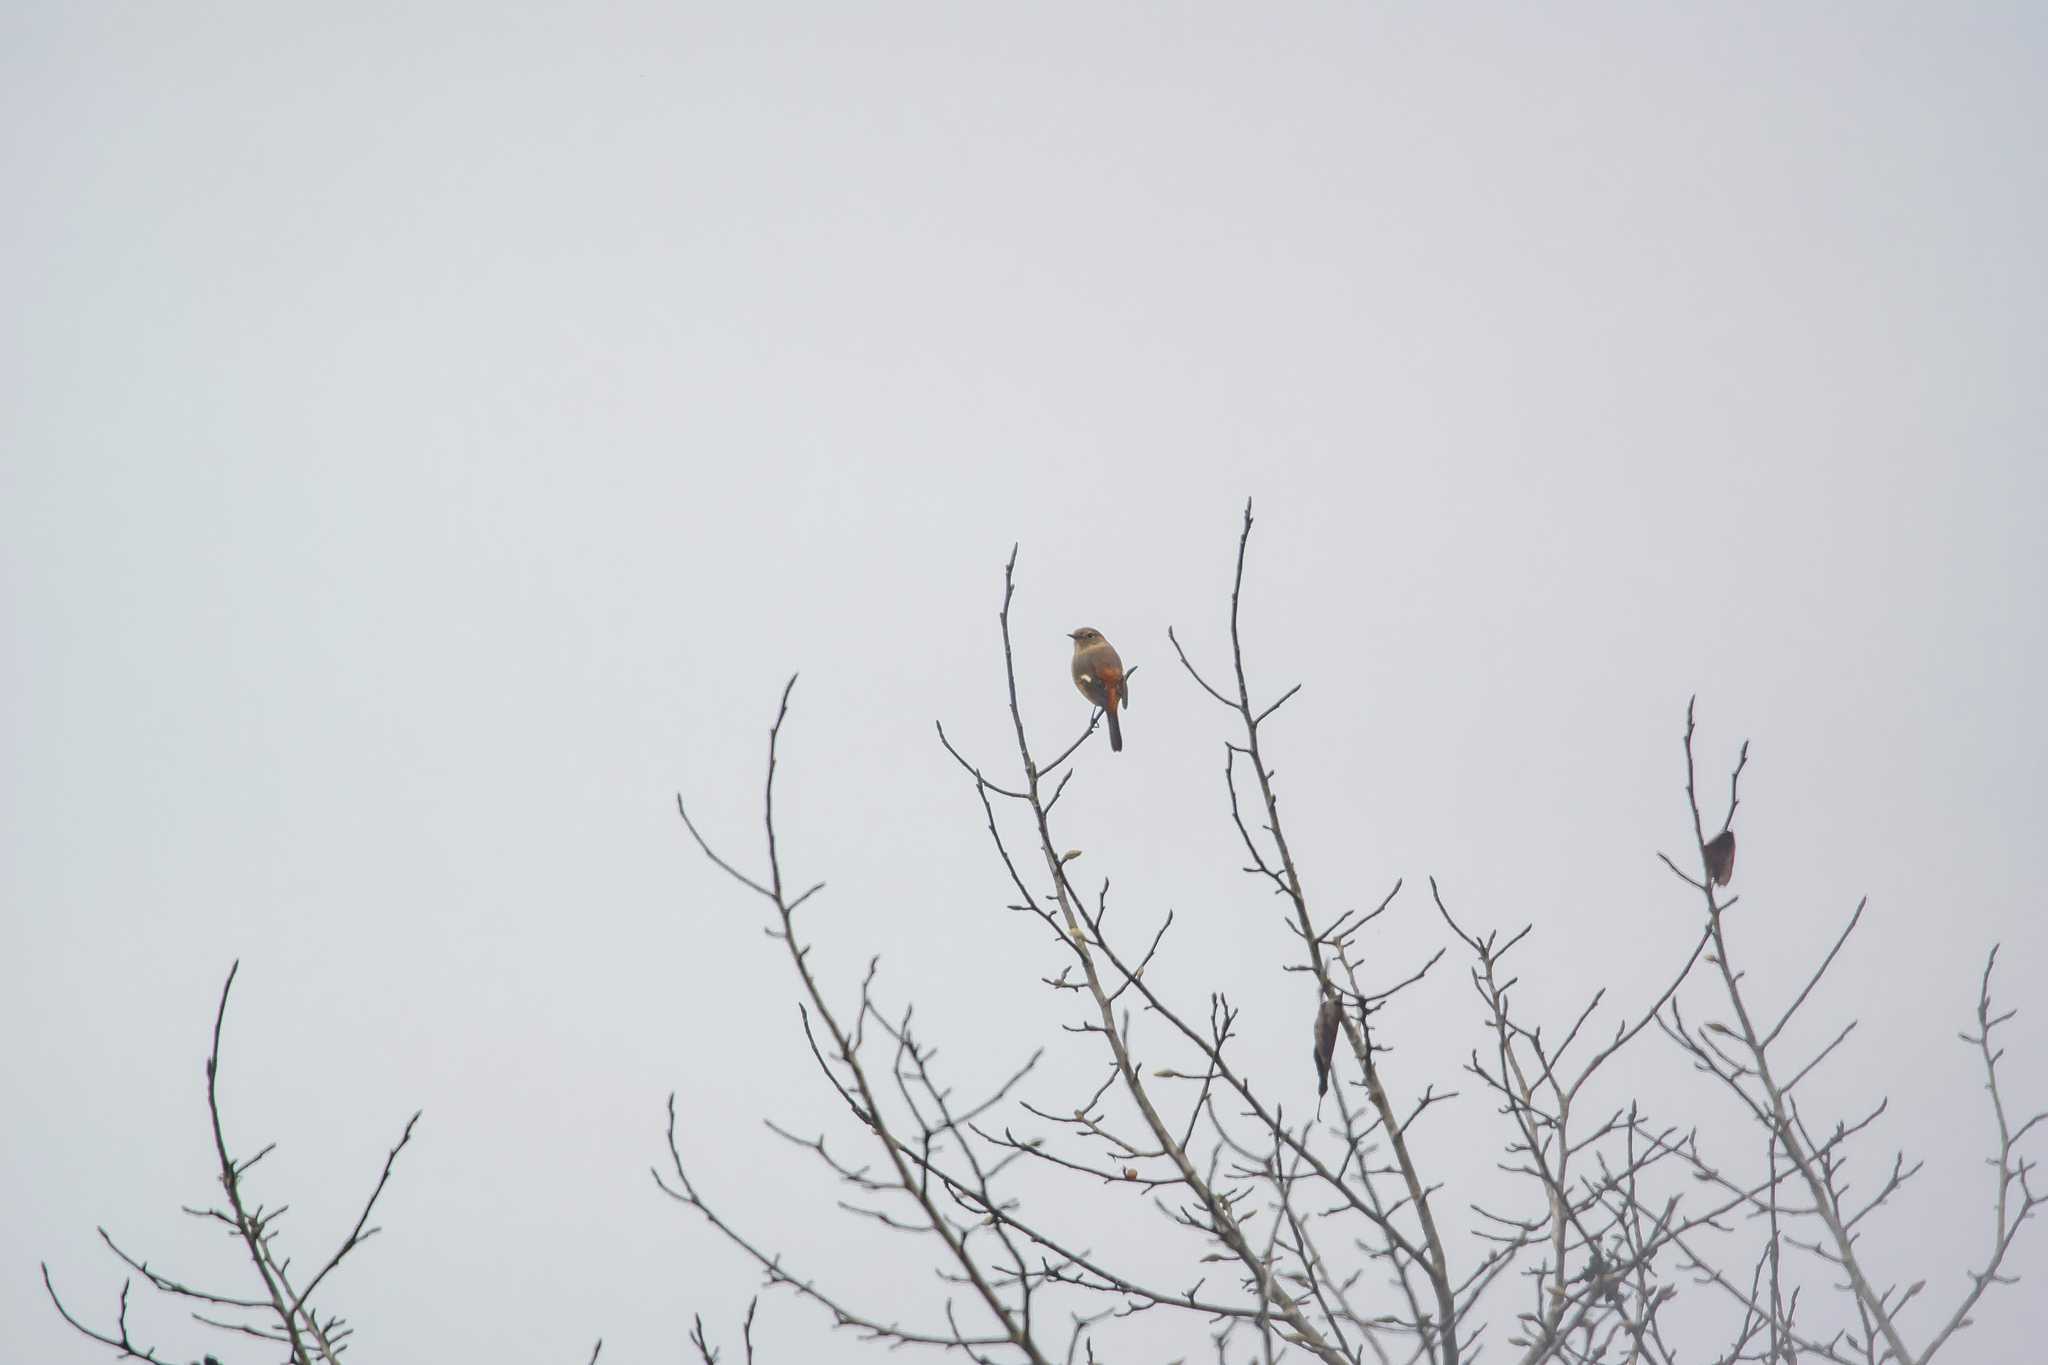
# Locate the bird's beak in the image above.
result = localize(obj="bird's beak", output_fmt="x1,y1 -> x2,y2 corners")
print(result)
1066,631 -> 1079,640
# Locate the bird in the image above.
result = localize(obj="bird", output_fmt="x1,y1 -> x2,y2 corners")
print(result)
1314,994 -> 1343,1099
1068,627 -> 1128,752
1704,830 -> 1736,887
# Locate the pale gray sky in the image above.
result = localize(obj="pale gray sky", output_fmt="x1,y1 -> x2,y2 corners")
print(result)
5,4 -> 2045,1360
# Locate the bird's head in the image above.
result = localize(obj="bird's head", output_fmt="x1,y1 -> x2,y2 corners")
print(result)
1068,627 -> 1104,645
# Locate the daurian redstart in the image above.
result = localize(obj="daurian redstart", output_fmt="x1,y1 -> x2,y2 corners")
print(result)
1068,628 -> 1127,753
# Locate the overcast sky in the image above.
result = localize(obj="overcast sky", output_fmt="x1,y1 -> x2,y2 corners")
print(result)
5,4 -> 2045,1361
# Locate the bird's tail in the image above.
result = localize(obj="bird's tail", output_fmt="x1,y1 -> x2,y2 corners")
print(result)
1106,702 -> 1123,752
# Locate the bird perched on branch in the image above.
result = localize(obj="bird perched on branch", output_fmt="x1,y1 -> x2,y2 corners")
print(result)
1068,627 -> 1128,753
1703,830 -> 1736,887
1314,994 -> 1343,1099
